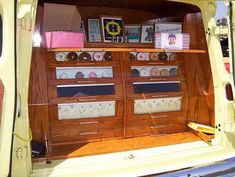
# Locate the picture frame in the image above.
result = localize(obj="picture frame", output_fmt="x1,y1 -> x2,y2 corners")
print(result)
88,19 -> 102,42
100,16 -> 123,42
155,22 -> 182,34
140,25 -> 154,43
79,20 -> 87,42
124,24 -> 141,43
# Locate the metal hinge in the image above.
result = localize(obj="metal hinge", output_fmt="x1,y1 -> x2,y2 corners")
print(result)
19,17 -> 32,31
16,148 -> 23,159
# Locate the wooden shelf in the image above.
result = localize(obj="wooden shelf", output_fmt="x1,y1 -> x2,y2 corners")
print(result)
47,43 -> 207,54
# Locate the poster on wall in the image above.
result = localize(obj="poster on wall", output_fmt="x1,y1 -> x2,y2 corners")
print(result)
101,16 -> 123,42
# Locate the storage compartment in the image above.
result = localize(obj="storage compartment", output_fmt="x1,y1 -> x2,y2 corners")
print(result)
57,84 -> 115,97
28,0 -> 214,165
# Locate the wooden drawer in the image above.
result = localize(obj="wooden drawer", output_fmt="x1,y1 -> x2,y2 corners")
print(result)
126,112 -> 187,138
50,119 -> 123,143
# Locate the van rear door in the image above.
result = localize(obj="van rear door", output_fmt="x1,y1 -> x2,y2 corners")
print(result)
0,0 -> 17,177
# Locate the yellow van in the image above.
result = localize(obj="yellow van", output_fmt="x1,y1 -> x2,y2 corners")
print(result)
0,0 -> 235,176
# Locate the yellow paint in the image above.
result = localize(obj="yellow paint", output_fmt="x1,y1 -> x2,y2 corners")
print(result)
0,0 -> 234,176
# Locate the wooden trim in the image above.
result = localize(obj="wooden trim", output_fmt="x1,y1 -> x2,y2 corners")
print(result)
48,47 -> 206,54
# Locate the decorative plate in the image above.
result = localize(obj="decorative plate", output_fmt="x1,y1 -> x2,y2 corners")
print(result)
93,52 -> 104,61
66,52 -> 78,61
169,68 -> 178,76
159,52 -> 168,61
78,52 -> 92,62
89,71 -> 98,78
59,72 -> 68,79
131,69 -> 140,77
149,52 -> 159,60
130,53 -> 136,60
55,52 -> 67,61
136,52 -> 147,61
139,68 -> 149,76
103,52 -> 112,61
75,71 -> 85,78
169,53 -> 177,60
150,67 -> 160,76
160,69 -> 169,76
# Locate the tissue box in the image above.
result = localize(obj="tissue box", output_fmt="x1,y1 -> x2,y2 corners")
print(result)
45,31 -> 84,48
155,33 -> 190,49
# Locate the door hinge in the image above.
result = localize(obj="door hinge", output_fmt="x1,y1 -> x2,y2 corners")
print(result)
19,17 -> 32,31
16,148 -> 23,159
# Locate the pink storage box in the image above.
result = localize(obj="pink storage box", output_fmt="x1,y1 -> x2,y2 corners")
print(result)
155,33 -> 190,49
45,31 -> 84,48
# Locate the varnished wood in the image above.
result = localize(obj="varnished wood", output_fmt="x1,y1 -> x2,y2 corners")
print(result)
29,48 -> 49,104
33,132 -> 200,161
183,13 -> 214,127
48,47 -> 207,53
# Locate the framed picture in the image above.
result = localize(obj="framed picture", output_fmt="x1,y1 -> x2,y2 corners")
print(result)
88,19 -> 102,42
124,25 -> 141,43
100,16 -> 123,42
79,20 -> 87,42
141,25 -> 154,43
155,22 -> 182,33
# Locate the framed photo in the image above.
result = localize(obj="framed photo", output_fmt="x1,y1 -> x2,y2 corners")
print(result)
141,25 -> 154,43
155,22 -> 182,33
88,19 -> 102,42
79,20 -> 87,42
124,25 -> 141,43
100,16 -> 123,42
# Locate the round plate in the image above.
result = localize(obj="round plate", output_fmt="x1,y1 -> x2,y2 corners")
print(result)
89,71 -> 98,78
150,67 -> 160,76
131,69 -> 140,77
79,52 -> 92,62
169,53 -> 177,60
101,71 -> 111,78
130,53 -> 136,61
139,68 -> 149,76
149,52 -> 159,60
159,52 -> 168,61
169,68 -> 178,76
103,52 -> 112,61
55,52 -> 67,61
66,52 -> 78,61
136,52 -> 146,61
75,71 -> 85,78
160,69 -> 169,76
93,52 -> 104,61
59,72 -> 68,79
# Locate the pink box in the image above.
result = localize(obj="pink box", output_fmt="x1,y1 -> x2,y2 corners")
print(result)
45,31 -> 84,48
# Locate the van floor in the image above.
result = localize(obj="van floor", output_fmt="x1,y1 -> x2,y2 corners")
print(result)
34,132 -> 201,162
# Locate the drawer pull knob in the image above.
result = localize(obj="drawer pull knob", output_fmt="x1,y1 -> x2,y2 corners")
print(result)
79,121 -> 99,125
79,131 -> 99,135
151,115 -> 168,119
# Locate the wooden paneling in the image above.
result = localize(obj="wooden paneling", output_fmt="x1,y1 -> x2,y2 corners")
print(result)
28,105 -> 50,143
29,48 -> 49,104
183,13 -> 214,126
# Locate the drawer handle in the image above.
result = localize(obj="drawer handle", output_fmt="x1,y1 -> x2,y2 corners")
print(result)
79,121 -> 99,125
78,98 -> 98,102
76,62 -> 95,65
150,125 -> 168,128
149,78 -> 167,81
77,80 -> 97,84
148,62 -> 164,65
151,95 -> 169,98
151,115 -> 168,119
79,131 -> 99,136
